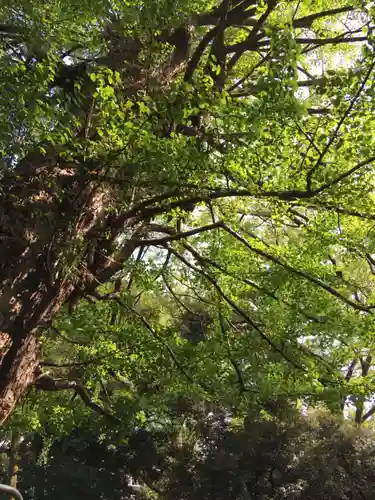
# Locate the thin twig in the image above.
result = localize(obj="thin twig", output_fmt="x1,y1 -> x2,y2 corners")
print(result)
167,245 -> 305,371
218,306 -> 247,394
307,61 -> 375,190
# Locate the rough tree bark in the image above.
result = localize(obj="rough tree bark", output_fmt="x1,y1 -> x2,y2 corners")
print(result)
0,156 -> 143,422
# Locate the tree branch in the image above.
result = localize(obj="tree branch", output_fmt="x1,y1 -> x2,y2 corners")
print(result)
40,354 -> 111,368
51,326 -> 89,346
221,223 -> 373,313
345,358 -> 358,382
166,245 -> 305,370
228,51 -> 271,92
124,186 -> 321,221
181,240 -> 325,323
307,61 -> 375,190
305,203 -> 375,222
126,305 -> 213,394
133,222 -> 222,246
227,0 -> 278,70
297,36 -> 367,46
162,273 -> 197,315
193,0 -> 258,27
293,6 -> 355,29
91,292 -> 213,394
226,33 -> 366,56
218,307 -> 247,394
184,25 -> 220,82
313,155 -> 375,195
361,404 -> 375,423
34,375 -> 120,423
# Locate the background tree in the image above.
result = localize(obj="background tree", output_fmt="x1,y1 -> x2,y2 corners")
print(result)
2,403 -> 375,499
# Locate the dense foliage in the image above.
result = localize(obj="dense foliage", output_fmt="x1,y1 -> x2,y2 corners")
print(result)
3,407 -> 375,499
1,0 -> 375,496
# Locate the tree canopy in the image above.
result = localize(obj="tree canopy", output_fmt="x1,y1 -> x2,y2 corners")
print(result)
1,0 -> 375,496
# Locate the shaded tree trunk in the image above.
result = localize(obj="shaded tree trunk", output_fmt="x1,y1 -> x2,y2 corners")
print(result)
33,434 -> 46,500
0,157 -> 141,422
8,431 -> 19,498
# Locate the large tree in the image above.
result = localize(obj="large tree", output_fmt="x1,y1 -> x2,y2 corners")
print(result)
0,0 -> 374,422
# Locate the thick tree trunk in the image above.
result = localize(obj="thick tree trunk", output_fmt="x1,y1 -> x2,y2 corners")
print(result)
0,155 -> 141,422
0,1 -> 212,424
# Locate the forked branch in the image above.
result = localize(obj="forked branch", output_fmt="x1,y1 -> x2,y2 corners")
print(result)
34,374 -> 120,423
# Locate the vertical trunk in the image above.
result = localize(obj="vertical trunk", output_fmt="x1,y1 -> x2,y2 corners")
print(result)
0,335 -> 43,424
0,162 -> 77,421
33,434 -> 45,500
8,431 -> 19,498
354,355 -> 371,425
0,157 -> 141,422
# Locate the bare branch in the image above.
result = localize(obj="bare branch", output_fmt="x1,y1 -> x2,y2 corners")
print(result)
297,36 -> 367,46
361,404 -> 375,423
345,358 -> 358,382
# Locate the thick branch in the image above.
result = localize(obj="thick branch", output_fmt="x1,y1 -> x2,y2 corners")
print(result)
346,358 -> 358,382
193,0 -> 258,27
193,3 -> 354,29
124,186 -> 319,221
184,25 -> 220,82
296,36 -> 367,46
227,0 -> 278,70
293,6 -> 355,29
361,404 -> 375,423
341,358 -> 358,412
